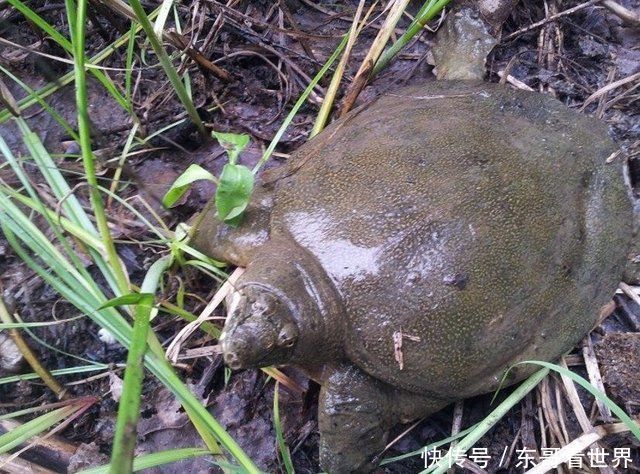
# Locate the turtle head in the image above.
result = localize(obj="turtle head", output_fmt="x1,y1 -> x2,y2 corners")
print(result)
220,284 -> 299,370
219,243 -> 346,370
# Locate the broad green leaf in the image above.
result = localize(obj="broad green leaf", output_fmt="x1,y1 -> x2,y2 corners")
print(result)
162,164 -> 216,208
212,131 -> 250,165
215,163 -> 254,225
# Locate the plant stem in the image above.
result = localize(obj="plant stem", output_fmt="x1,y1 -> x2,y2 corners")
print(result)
0,297 -> 68,400
70,0 -> 130,298
0,9 -> 161,124
425,368 -> 549,474
253,34 -> 349,173
108,298 -> 153,473
311,0 -> 367,137
372,0 -> 451,76
126,0 -> 206,136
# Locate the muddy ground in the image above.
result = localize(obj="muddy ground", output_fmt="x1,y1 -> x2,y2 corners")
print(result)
0,0 -> 639,473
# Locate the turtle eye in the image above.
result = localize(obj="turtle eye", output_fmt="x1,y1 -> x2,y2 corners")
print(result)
277,324 -> 297,348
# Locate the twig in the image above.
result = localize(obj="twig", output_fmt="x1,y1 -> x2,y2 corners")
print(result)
580,71 -> 640,111
0,454 -> 57,474
557,357 -> 615,474
0,419 -> 79,471
101,0 -> 232,82
603,0 -> 640,25
448,401 -> 464,474
278,0 -> 316,60
0,297 -> 68,400
497,70 -> 534,91
503,0 -> 602,41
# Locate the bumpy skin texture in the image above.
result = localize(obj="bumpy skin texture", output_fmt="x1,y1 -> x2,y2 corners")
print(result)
192,81 -> 632,473
271,80 -> 630,394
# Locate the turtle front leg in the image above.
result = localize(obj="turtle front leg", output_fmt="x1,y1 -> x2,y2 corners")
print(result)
319,364 -> 391,473
319,364 -> 451,473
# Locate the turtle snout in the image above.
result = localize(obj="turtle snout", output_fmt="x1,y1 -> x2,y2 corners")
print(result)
220,325 -> 268,370
220,316 -> 300,369
221,285 -> 299,369
220,316 -> 282,370
222,346 -> 243,370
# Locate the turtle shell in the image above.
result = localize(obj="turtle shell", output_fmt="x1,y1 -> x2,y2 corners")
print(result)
268,80 -> 631,397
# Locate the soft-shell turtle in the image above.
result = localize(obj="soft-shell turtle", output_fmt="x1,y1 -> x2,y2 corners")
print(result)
192,10 -> 632,473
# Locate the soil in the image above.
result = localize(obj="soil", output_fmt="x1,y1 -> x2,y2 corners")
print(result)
596,332 -> 640,415
0,1 -> 639,473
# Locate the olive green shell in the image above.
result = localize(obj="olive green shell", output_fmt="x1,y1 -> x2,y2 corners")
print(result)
269,81 -> 632,398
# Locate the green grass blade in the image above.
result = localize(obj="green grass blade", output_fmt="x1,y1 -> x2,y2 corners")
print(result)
424,368 -> 549,474
81,447 -> 211,473
0,365 -> 109,386
373,0 -> 451,76
518,360 -> 640,440
6,123 -> 122,296
98,185 -> 168,239
153,0 -> 175,37
0,133 -> 110,298
0,65 -> 79,142
0,194 -> 104,300
252,34 -> 349,173
0,9 -> 160,124
0,315 -> 84,329
0,400 -> 84,421
110,257 -> 172,472
0,405 -> 77,454
109,293 -> 154,473
126,0 -> 204,135
0,219 -> 259,472
273,383 -> 294,474
6,0 -> 129,112
381,424 -> 476,465
5,0 -> 72,50
69,0 -> 131,297
125,22 -> 138,106
0,182 -> 104,252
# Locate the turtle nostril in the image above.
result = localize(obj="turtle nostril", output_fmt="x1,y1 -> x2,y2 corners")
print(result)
224,351 -> 241,369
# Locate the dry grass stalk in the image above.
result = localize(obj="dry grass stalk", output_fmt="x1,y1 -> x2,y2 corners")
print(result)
582,336 -> 612,422
0,297 -> 68,400
165,266 -> 244,362
497,70 -> 534,91
340,0 -> 411,116
525,421 -> 634,473
540,377 -> 568,446
448,401 -> 464,474
602,0 -> 640,25
310,0 -> 369,137
580,71 -> 640,111
0,454 -> 57,474
557,357 -> 615,474
0,418 -> 79,469
503,0 -> 602,41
